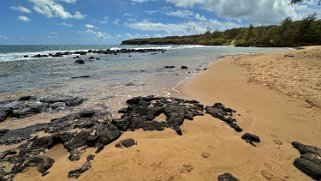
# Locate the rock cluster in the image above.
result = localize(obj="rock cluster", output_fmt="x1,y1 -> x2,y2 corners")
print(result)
31,49 -> 166,58
0,96 -> 204,180
292,141 -> 321,180
0,95 -> 85,123
0,109 -> 119,180
205,103 -> 242,132
115,96 -> 204,135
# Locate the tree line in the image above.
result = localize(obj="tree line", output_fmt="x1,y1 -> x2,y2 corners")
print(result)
122,14 -> 321,47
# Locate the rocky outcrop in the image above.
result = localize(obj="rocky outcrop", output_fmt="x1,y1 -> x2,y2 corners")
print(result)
218,172 -> 240,181
0,96 -> 256,180
292,141 -> 321,180
0,109 -> 119,180
117,96 -> 204,135
0,95 -> 85,123
31,49 -> 167,59
241,132 -> 261,147
0,96 -> 205,180
205,103 -> 242,132
68,154 -> 95,178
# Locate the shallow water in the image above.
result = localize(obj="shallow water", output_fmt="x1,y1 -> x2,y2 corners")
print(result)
0,45 -> 283,112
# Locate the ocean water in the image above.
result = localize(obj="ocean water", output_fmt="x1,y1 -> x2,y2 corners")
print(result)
0,45 -> 282,110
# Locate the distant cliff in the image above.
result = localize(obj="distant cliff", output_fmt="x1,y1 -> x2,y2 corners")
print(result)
122,15 -> 321,47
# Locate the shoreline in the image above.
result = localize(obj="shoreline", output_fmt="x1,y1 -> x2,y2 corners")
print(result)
178,46 -> 321,180
1,46 -> 320,180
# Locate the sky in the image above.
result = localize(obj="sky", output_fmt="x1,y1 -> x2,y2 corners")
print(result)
0,0 -> 320,45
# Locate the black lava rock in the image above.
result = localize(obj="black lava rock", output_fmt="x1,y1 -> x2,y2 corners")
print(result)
115,138 -> 137,148
205,103 -> 242,132
218,172 -> 240,181
75,59 -> 85,64
292,141 -> 321,180
241,132 -> 261,147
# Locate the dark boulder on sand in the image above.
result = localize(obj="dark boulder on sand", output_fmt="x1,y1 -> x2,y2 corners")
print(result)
205,103 -> 242,132
181,66 -> 188,69
164,65 -> 175,69
68,154 -> 94,178
218,172 -> 240,181
115,138 -> 137,148
292,141 -> 321,180
241,132 -> 261,147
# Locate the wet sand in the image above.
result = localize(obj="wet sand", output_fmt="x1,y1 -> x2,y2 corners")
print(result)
14,46 -> 321,180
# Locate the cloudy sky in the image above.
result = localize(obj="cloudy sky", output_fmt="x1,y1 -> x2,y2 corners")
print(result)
0,0 -> 320,45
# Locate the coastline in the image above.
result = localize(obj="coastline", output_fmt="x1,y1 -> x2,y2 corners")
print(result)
178,46 -> 321,180
7,46 -> 321,180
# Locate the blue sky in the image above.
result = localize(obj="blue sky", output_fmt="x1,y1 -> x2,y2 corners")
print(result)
0,0 -> 320,45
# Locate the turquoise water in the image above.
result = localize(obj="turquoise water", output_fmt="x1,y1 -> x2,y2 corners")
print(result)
0,45 -> 283,109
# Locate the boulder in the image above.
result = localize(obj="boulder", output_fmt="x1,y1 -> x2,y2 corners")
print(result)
75,59 -> 85,64
292,141 -> 321,180
218,173 -> 240,181
115,138 -> 137,148
241,132 -> 261,147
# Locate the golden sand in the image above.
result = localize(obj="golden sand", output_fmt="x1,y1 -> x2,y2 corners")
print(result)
15,46 -> 321,181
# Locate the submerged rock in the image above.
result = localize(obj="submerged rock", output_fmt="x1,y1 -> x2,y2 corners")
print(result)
0,94 -> 85,123
292,141 -> 321,180
71,75 -> 90,79
75,59 -> 85,64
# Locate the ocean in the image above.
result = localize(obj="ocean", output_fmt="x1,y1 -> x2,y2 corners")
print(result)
0,45 -> 282,111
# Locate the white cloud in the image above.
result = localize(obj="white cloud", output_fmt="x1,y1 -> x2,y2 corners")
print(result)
58,0 -> 77,4
130,0 -> 157,3
60,22 -> 73,27
100,16 -> 109,24
166,10 -> 194,18
0,35 -> 8,40
126,18 -> 240,35
165,0 -> 320,24
11,5 -> 32,14
18,16 -> 31,22
48,32 -> 58,39
86,29 -> 110,39
113,18 -> 120,25
29,0 -> 85,20
85,24 -> 96,29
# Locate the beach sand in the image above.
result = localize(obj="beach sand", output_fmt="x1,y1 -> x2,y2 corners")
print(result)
15,46 -> 321,180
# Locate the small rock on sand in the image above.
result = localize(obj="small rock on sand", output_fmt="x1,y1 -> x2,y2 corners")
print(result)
272,139 -> 283,145
180,163 -> 193,174
201,152 -> 210,158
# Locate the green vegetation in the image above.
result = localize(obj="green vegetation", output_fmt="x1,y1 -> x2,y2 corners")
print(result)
122,15 -> 321,47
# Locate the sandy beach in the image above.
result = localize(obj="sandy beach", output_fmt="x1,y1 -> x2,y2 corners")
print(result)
9,46 -> 321,181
